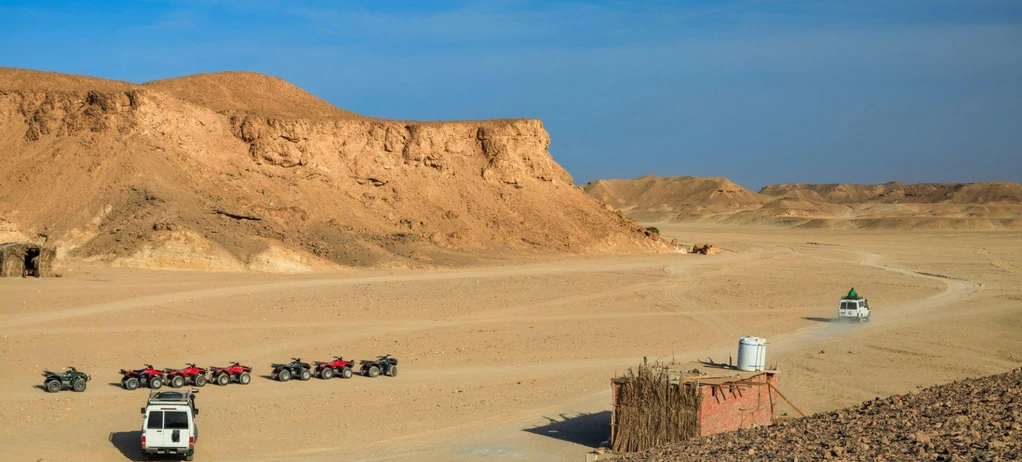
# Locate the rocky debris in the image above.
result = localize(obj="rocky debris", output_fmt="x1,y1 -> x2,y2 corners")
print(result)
618,368 -> 1021,462
690,244 -> 720,255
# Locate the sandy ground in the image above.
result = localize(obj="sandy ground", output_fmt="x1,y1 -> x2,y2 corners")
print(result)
1,225 -> 1021,461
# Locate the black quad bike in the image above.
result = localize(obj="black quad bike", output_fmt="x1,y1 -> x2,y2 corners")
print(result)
359,355 -> 398,378
270,358 -> 312,382
42,367 -> 91,393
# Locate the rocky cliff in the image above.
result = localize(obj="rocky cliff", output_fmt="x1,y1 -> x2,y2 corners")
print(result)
0,68 -> 665,271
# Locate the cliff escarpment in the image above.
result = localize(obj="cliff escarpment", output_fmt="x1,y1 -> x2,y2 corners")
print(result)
0,68 -> 665,271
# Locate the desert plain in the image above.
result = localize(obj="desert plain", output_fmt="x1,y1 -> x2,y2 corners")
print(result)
2,224 -> 1020,461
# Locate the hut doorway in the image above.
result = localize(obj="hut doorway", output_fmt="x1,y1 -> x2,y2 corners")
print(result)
24,247 -> 40,277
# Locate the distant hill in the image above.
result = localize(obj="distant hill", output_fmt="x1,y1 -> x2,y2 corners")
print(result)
583,175 -> 766,222
760,182 -> 1022,204
585,176 -> 1022,230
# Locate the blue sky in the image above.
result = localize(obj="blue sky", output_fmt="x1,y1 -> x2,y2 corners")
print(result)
2,0 -> 1021,188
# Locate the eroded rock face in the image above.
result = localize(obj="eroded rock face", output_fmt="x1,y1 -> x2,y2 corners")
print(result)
227,115 -> 569,186
0,70 -> 665,270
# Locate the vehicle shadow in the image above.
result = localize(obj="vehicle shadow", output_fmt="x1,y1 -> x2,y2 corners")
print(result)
109,382 -> 127,388
523,411 -> 611,448
803,317 -> 836,323
109,431 -> 143,461
259,374 -> 276,381
33,384 -> 47,392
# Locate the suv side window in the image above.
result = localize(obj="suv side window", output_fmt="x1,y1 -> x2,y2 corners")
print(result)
164,411 -> 189,429
147,411 -> 163,429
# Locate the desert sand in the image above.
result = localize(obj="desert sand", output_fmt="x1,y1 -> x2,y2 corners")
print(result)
2,224 -> 1020,461
2,69 -> 1020,461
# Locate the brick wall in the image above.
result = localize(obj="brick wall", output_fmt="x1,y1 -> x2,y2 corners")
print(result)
697,373 -> 777,437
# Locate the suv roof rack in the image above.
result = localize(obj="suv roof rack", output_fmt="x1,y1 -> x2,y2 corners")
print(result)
147,389 -> 197,406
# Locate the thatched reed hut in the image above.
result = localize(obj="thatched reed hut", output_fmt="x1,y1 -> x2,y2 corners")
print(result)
0,242 -> 56,277
610,361 -> 779,453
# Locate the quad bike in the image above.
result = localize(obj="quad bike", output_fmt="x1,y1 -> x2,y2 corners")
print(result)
120,364 -> 164,390
42,367 -> 91,393
208,362 -> 252,386
359,355 -> 398,378
270,358 -> 312,382
163,364 -> 209,388
314,356 -> 355,379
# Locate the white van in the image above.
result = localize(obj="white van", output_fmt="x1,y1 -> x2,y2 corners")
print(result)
140,390 -> 198,461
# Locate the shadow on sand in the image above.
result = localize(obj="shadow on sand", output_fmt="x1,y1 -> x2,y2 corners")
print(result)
109,431 -> 143,461
523,411 -> 611,448
802,316 -> 836,323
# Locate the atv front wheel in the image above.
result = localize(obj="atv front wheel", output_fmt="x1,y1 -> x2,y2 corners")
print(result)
368,366 -> 380,378
278,369 -> 291,382
300,369 -> 311,381
45,380 -> 61,393
239,372 -> 251,385
341,367 -> 353,379
171,375 -> 185,388
387,366 -> 397,377
125,377 -> 140,390
72,379 -> 87,392
217,373 -> 230,386
194,375 -> 207,387
319,367 -> 334,380
149,377 -> 163,389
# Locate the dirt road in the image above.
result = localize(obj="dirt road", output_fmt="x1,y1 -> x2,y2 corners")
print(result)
1,226 -> 1020,461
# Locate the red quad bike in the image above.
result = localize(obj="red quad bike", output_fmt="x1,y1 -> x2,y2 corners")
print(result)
163,364 -> 209,388
119,364 -> 164,390
208,362 -> 253,386
314,356 -> 355,379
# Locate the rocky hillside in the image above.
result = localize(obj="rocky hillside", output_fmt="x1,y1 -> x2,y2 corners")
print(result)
0,68 -> 666,272
618,368 -> 1022,461
583,176 -> 766,222
584,176 -> 1022,229
761,181 -> 1022,204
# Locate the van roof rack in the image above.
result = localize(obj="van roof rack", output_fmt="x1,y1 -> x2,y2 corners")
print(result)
147,388 -> 197,406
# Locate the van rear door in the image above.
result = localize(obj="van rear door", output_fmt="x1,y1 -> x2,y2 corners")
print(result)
145,410 -> 165,449
163,410 -> 192,451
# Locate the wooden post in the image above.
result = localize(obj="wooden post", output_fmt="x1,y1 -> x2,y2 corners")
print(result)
767,382 -> 805,417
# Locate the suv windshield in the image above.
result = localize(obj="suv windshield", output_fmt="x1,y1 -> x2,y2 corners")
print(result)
164,411 -> 189,429
841,302 -> 858,310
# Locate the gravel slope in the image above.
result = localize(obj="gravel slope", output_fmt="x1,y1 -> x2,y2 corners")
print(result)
619,368 -> 1021,461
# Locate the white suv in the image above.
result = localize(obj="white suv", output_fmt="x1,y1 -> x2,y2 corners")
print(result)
140,390 -> 198,461
838,296 -> 871,322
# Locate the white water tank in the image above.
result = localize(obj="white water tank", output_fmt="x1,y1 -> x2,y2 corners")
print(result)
737,336 -> 767,372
